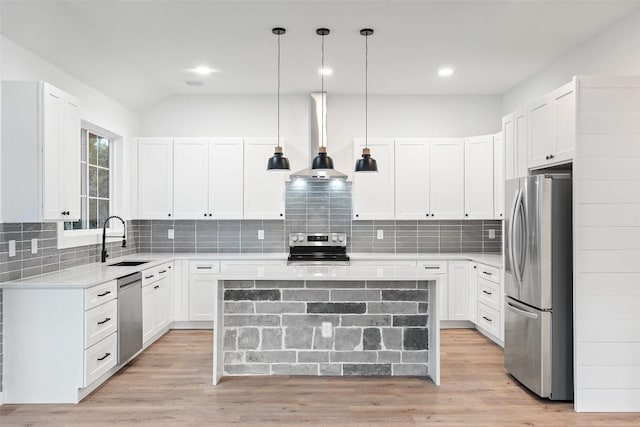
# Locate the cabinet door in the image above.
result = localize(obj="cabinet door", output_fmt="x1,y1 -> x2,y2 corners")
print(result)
528,95 -> 554,168
448,261 -> 470,321
243,138 -> 285,219
173,138 -> 209,219
189,274 -> 216,321
210,138 -> 244,219
395,139 -> 430,219
429,139 -> 464,219
42,84 -> 63,220
469,263 -> 478,324
552,81 -> 576,163
138,138 -> 174,219
493,132 -> 505,219
59,94 -> 81,220
514,109 -> 528,178
155,278 -> 172,331
464,135 -> 494,219
502,114 -> 516,180
353,138 -> 395,220
142,284 -> 155,344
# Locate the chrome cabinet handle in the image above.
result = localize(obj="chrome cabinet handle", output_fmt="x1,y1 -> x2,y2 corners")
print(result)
197,266 -> 213,270
97,352 -> 111,361
97,317 -> 111,325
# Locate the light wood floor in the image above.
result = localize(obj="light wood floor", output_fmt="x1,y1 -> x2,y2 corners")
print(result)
2,329 -> 639,426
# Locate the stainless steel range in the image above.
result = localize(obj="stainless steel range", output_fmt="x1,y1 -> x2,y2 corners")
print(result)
287,233 -> 349,265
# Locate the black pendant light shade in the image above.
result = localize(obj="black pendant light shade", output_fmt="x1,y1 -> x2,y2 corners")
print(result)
312,146 -> 334,170
355,147 -> 378,172
267,27 -> 290,170
268,146 -> 291,170
355,28 -> 378,173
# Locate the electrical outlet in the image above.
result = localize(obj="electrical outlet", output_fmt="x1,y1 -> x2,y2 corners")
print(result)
258,230 -> 264,240
168,229 -> 174,239
377,229 -> 384,240
8,240 -> 16,257
31,238 -> 38,254
321,322 -> 332,338
488,229 -> 496,239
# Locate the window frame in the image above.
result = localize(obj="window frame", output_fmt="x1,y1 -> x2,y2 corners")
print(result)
58,121 -> 123,249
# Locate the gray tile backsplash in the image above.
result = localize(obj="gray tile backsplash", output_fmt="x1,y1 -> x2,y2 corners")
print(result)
131,180 -> 503,256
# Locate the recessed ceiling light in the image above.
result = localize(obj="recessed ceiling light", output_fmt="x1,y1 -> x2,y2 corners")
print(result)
319,68 -> 333,76
185,80 -> 205,86
189,66 -> 217,75
438,67 -> 454,77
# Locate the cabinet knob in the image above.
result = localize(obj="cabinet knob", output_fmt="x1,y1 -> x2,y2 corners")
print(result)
209,213 -> 213,217
431,214 -> 434,217
204,213 -> 207,217
465,213 -> 469,217
549,154 -> 555,159
499,213 -> 503,217
168,213 -> 172,217
355,214 -> 359,218
279,213 -> 283,217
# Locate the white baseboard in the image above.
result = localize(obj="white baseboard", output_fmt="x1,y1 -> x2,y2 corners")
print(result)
0,391 -> 3,405
171,321 -> 213,330
440,320 -> 475,329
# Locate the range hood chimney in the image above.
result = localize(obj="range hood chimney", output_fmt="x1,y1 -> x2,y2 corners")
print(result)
290,93 -> 348,180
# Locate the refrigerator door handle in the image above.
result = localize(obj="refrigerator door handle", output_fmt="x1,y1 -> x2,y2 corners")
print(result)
507,300 -> 539,320
510,189 -> 523,286
517,192 -> 528,284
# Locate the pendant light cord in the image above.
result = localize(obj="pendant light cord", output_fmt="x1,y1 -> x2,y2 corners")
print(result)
365,32 -> 368,150
277,32 -> 281,149
321,33 -> 325,149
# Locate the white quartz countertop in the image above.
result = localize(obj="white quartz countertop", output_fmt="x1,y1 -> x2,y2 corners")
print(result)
0,252 -> 502,290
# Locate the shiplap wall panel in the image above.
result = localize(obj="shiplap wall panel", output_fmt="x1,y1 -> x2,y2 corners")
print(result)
575,76 -> 640,412
576,273 -> 640,296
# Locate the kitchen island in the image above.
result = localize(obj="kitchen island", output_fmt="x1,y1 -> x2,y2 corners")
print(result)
213,264 -> 441,385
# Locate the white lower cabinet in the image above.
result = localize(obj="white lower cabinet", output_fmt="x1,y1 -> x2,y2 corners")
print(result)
473,262 -> 504,345
417,261 -> 449,319
83,333 -> 117,387
447,261 -> 470,321
188,260 -> 221,322
142,262 -> 174,345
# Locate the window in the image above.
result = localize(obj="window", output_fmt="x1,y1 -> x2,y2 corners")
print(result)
64,129 -> 111,231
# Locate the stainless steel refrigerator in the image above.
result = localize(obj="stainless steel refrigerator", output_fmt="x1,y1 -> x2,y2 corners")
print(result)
504,174 -> 573,400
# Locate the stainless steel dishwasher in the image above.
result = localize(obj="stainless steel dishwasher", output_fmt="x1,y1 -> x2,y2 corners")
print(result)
117,272 -> 143,364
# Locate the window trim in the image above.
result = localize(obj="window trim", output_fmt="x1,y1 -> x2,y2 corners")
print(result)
58,121 -> 124,249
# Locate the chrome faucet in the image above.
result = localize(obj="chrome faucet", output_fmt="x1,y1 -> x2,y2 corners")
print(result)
101,216 -> 127,263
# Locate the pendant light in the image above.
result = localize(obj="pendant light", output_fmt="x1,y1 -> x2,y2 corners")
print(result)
355,28 -> 378,172
311,28 -> 335,170
267,27 -> 291,170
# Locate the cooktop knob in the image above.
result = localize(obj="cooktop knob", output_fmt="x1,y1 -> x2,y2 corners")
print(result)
332,235 -> 338,242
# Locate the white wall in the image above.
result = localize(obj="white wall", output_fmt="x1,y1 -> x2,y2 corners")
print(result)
140,93 -> 502,178
502,8 -> 640,113
1,36 -> 140,219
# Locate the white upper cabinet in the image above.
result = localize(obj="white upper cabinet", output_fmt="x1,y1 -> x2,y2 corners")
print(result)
173,138 -> 209,219
138,138 -> 174,219
527,94 -> 554,167
243,138 -> 285,220
503,109 -> 528,180
551,81 -> 576,164
353,138 -> 395,220
1,81 -> 80,222
493,132 -> 505,219
464,135 -> 494,219
209,138 -> 244,219
527,79 -> 576,169
394,139 -> 430,219
429,138 -> 465,219
172,138 -> 244,219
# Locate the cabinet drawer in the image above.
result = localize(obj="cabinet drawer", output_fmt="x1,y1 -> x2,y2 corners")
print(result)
417,261 -> 448,274
478,277 -> 500,311
85,299 -> 118,348
477,302 -> 500,338
477,264 -> 500,284
84,333 -> 117,387
85,280 -> 117,310
190,260 -> 220,275
142,266 -> 161,286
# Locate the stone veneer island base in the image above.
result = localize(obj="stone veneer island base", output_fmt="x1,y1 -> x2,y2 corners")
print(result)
213,267 -> 440,385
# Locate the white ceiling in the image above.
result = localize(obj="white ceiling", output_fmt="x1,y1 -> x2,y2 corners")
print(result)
1,1 -> 639,112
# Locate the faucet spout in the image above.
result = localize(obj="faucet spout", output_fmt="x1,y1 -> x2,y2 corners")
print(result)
101,216 -> 127,263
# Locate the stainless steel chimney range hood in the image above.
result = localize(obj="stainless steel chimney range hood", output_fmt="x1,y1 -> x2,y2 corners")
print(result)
290,92 -> 348,180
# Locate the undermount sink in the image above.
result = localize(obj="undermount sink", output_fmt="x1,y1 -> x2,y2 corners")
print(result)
108,261 -> 150,267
